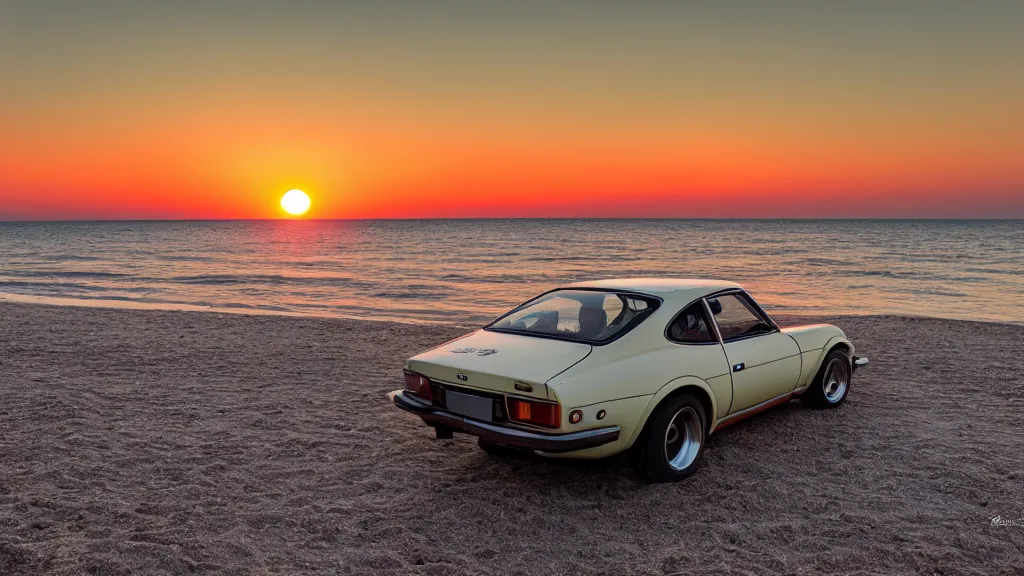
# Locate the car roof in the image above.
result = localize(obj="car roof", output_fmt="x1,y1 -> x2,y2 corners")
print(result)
559,278 -> 742,301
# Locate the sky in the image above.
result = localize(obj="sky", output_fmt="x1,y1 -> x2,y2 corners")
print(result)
1,0 -> 1022,220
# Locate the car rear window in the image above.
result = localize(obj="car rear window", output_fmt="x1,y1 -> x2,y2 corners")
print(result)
486,290 -> 660,344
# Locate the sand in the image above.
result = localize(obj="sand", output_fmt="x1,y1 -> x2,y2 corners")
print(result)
1,302 -> 1022,575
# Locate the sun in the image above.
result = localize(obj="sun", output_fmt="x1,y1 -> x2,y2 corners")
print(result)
280,189 -> 311,216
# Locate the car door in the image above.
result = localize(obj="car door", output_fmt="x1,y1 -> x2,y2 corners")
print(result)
707,292 -> 801,414
665,301 -> 734,420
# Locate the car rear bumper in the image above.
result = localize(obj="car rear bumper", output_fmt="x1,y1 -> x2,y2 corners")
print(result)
389,390 -> 620,453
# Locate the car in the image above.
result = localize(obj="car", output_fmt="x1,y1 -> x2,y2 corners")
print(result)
389,278 -> 868,482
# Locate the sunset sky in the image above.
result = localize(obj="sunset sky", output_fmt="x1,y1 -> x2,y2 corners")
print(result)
1,1 -> 1022,220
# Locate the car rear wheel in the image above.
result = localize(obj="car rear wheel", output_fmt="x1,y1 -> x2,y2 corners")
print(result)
801,349 -> 852,409
629,393 -> 706,482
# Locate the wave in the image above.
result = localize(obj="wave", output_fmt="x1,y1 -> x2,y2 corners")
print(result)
0,280 -> 147,293
2,270 -> 132,279
168,274 -> 373,287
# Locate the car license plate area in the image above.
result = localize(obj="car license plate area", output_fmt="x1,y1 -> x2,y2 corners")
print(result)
444,390 -> 494,422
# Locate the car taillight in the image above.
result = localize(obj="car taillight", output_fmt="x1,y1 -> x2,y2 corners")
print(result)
507,398 -> 560,428
403,371 -> 432,401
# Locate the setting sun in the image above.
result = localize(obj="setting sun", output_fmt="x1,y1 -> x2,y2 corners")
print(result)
280,189 -> 311,216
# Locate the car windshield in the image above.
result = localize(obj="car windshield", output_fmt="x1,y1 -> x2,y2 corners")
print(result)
486,290 -> 660,344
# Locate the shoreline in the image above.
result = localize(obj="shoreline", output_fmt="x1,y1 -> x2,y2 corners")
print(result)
0,291 -> 463,327
2,290 -> 1021,329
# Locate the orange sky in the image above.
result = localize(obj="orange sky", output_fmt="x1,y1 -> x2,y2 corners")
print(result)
1,2 -> 1022,219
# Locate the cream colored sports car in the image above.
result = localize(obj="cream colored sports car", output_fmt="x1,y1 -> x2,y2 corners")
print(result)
390,279 -> 867,482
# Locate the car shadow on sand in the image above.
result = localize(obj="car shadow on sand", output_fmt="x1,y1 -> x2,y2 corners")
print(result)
449,398 -> 828,487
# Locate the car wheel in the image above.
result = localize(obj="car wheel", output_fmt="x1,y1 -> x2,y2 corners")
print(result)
801,349 -> 852,409
629,393 -> 706,483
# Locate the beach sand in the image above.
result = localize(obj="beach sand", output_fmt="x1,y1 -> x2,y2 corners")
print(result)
1,302 -> 1022,575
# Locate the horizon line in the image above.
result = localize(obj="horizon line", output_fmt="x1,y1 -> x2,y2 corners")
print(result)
2,216 -> 1024,224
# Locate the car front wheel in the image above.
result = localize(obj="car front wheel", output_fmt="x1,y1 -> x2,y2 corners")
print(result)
801,349 -> 852,409
629,393 -> 706,482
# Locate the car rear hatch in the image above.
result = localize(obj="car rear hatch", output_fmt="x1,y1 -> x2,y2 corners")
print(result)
405,329 -> 591,401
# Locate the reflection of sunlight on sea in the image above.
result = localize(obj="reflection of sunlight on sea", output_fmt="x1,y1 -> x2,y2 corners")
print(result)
0,219 -> 1021,325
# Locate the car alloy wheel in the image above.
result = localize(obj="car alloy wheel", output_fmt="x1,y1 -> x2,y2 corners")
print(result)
664,406 -> 703,471
822,357 -> 850,404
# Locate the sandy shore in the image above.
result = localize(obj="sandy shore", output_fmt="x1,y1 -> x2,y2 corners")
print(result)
1,302 -> 1022,575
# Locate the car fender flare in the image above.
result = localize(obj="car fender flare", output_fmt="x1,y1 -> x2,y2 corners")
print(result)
625,376 -> 717,450
798,335 -> 854,392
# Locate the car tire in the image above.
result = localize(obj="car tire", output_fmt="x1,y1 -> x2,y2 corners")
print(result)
801,349 -> 852,409
629,393 -> 706,483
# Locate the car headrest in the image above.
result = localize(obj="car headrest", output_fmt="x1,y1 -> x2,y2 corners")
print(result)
708,298 -> 723,315
578,305 -> 608,337
683,313 -> 695,330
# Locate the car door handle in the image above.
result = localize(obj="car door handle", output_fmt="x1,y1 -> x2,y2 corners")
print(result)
732,363 -> 745,372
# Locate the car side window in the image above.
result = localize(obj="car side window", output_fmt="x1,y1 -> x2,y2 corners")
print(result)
668,302 -> 716,344
707,294 -> 773,341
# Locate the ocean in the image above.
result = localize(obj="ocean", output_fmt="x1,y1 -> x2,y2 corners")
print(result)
0,219 -> 1021,325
